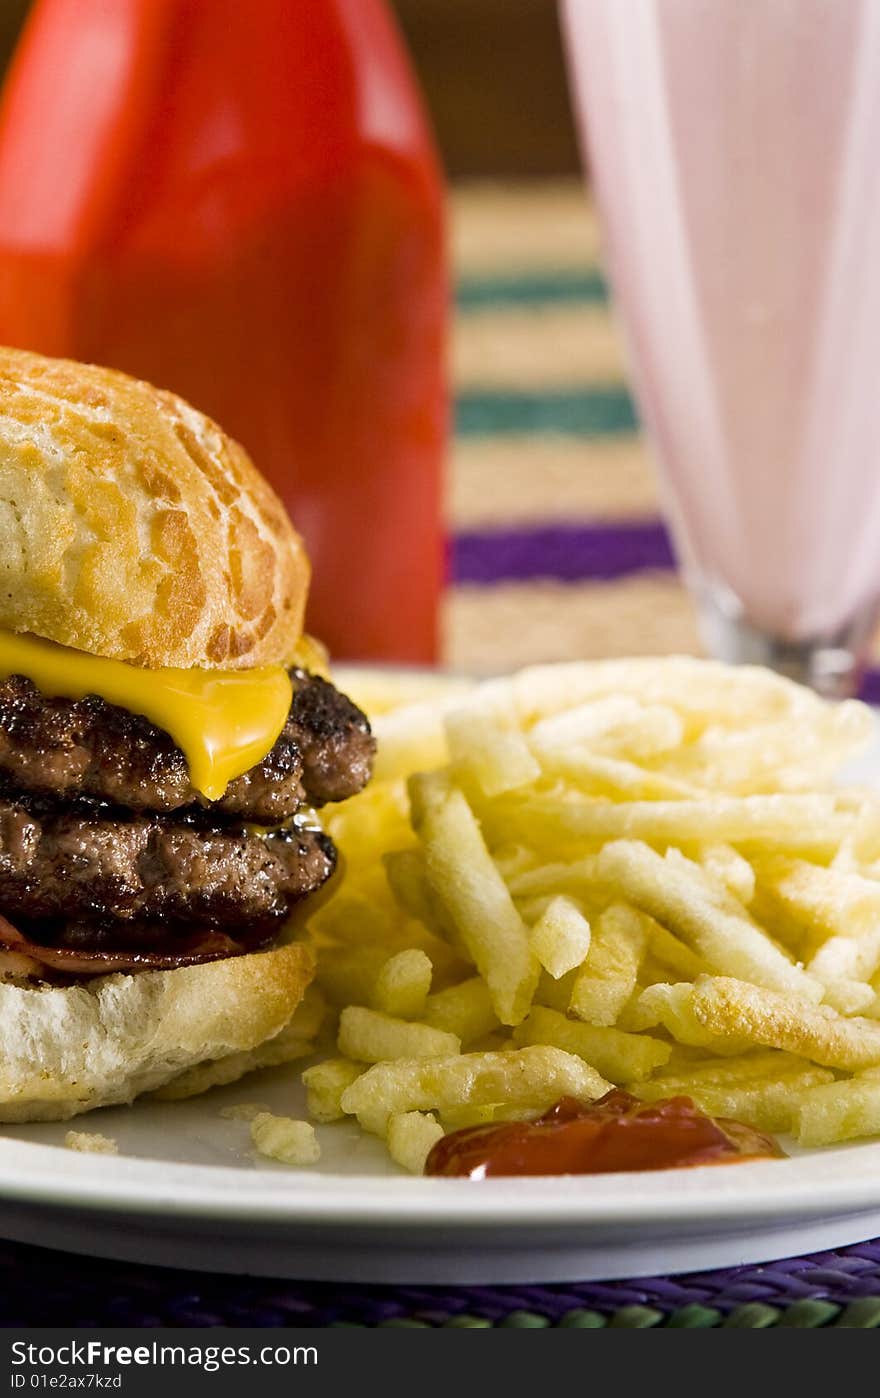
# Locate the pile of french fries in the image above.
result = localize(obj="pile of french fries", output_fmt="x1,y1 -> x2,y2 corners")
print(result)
298,658 -> 880,1171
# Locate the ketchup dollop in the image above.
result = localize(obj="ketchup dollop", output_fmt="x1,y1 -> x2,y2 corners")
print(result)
424,1090 -> 784,1178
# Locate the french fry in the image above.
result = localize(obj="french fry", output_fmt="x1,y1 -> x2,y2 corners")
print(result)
301,1059 -> 364,1123
651,1050 -> 815,1087
492,843 -> 541,881
645,922 -> 707,981
417,785 -> 539,1025
337,1006 -> 460,1063
663,847 -> 750,916
437,1104 -> 497,1131
639,1046 -> 835,1131
807,932 -> 880,1015
691,976 -> 880,1070
636,1067 -> 835,1134
513,1005 -> 671,1082
509,657 -> 822,728
516,894 -> 556,924
529,696 -> 684,759
382,848 -> 436,925
626,982 -> 752,1053
661,1043 -> 723,1072
692,843 -> 756,905
497,794 -> 850,856
371,698 -> 458,782
757,857 -> 880,942
422,976 -> 501,1043
797,1076 -> 880,1146
340,1046 -> 612,1136
530,746 -> 699,801
569,903 -> 648,1025
597,841 -> 822,1002
386,1111 -> 445,1174
529,897 -> 592,979
832,802 -> 880,872
445,702 -> 540,797
661,702 -> 873,794
507,857 -> 601,900
371,949 -> 433,1019
533,967 -> 578,1014
407,770 -> 455,827
382,849 -> 469,965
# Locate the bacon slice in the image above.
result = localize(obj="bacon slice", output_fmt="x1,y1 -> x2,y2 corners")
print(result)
0,913 -> 245,979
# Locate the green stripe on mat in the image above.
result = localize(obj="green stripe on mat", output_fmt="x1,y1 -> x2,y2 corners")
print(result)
342,1298 -> 864,1326
456,268 -> 609,311
455,387 -> 638,437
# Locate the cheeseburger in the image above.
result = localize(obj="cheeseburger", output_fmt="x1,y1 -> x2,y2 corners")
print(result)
0,346 -> 374,1120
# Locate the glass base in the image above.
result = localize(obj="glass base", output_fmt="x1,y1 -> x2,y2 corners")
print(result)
696,586 -> 878,700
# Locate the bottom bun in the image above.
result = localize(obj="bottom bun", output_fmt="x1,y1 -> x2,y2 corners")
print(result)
0,941 -> 314,1122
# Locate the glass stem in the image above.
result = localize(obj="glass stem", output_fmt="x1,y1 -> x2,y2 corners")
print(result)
695,584 -> 878,700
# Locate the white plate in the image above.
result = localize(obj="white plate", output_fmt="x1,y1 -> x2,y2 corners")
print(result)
2,1082 -> 880,1283
0,720 -> 879,1285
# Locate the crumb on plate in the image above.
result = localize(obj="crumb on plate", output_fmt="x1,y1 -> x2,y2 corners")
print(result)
250,1112 -> 320,1166
219,1101 -> 271,1122
64,1130 -> 118,1156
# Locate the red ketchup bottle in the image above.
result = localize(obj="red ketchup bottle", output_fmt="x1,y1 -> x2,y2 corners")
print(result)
0,0 -> 447,663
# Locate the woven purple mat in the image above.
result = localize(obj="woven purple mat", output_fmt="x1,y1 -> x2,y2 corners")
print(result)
3,1237 -> 880,1327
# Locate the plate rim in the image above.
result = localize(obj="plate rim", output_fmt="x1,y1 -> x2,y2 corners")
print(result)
0,1128 -> 872,1230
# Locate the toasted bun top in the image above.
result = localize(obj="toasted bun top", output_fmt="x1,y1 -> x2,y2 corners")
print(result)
0,346 -> 309,669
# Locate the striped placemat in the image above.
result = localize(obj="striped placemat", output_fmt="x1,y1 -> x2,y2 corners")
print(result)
4,1237 -> 880,1327
443,181 -> 880,703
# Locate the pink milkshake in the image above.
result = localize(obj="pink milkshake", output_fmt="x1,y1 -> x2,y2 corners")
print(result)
561,0 -> 880,694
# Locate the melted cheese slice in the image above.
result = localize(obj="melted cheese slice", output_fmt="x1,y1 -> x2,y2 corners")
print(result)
0,629 -> 294,802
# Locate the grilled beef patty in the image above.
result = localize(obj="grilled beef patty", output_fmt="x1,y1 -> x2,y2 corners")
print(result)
0,797 -> 336,930
0,668 -> 374,820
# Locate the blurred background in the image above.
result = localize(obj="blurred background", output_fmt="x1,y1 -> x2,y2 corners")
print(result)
400,0 -> 698,675
0,2 -> 727,679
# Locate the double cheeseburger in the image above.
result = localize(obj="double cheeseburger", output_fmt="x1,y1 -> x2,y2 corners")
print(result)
0,346 -> 374,1120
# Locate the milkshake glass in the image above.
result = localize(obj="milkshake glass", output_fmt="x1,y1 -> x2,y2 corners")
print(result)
562,0 -> 880,694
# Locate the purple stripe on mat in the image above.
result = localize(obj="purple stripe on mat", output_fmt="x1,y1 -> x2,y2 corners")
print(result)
452,521 -> 676,584
859,669 -> 880,705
